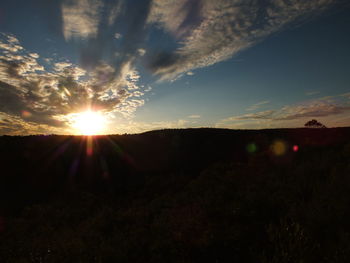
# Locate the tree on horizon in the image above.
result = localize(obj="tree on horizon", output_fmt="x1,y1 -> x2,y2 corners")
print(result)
304,119 -> 327,128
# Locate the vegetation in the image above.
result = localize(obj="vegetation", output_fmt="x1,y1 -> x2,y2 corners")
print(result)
0,128 -> 350,262
305,119 -> 327,128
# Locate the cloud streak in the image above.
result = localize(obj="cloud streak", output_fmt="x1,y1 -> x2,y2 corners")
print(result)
147,0 -> 336,80
246,101 -> 270,111
218,95 -> 350,128
60,0 -> 339,81
61,0 -> 104,40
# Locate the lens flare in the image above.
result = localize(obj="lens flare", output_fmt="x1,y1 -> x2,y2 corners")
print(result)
246,143 -> 257,153
293,145 -> 299,152
271,140 -> 287,156
86,136 -> 94,155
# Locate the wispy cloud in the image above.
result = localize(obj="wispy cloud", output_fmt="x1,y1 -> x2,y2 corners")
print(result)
55,0 -> 346,92
341,92 -> 350,99
108,0 -> 123,26
61,0 -> 104,40
275,102 -> 350,121
218,94 -> 350,128
188,114 -> 201,119
147,0 -> 336,80
60,0 -> 339,82
246,100 -> 270,111
305,91 -> 320,96
222,110 -> 276,122
61,0 -> 152,80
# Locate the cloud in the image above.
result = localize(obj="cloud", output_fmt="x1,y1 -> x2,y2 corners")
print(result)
61,0 -> 338,83
53,62 -> 72,72
223,110 -> 276,122
114,33 -> 122,39
275,102 -> 350,121
218,94 -> 350,128
61,0 -> 103,40
0,112 -> 67,135
246,100 -> 270,111
148,0 -> 203,39
341,92 -> 350,99
60,0 -> 152,81
0,43 -> 23,53
0,34 -> 23,53
305,91 -> 320,96
58,0 -> 339,84
108,0 -> 123,25
147,0 -> 336,80
0,33 -> 150,135
137,48 -> 146,56
7,35 -> 20,44
29,53 -> 39,59
188,114 -> 201,119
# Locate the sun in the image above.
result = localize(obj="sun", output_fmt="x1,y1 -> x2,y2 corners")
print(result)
72,111 -> 106,135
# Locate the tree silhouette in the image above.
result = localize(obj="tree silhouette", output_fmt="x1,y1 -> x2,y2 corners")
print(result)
304,119 -> 326,128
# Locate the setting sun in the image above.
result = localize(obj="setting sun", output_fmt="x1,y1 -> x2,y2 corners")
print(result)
72,111 -> 106,135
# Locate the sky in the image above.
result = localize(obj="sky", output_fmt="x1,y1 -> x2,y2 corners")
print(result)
0,0 -> 349,135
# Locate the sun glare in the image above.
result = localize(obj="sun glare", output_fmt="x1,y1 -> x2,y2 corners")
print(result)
72,111 -> 106,135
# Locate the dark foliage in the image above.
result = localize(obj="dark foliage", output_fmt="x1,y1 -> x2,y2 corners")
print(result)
305,119 -> 327,128
0,128 -> 350,262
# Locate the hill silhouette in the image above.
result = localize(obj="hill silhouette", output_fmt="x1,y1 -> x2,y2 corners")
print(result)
0,127 -> 350,262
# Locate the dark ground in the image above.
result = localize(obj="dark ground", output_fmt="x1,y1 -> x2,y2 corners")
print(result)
0,127 -> 350,262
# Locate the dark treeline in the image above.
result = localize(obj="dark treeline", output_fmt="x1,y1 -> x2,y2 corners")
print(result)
0,128 -> 350,262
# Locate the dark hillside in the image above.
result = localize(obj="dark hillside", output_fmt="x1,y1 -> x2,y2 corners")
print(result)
0,127 -> 350,262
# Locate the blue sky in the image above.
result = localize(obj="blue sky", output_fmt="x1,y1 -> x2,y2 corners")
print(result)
0,0 -> 349,135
